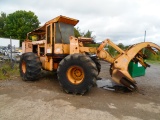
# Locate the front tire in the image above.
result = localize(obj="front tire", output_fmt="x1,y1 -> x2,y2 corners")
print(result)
19,52 -> 41,81
57,54 -> 98,94
91,57 -> 101,75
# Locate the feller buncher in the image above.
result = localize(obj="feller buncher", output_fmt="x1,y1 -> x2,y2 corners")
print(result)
20,15 -> 160,94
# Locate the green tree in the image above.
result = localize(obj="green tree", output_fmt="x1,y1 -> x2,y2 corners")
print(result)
107,45 -> 116,56
117,43 -> 125,50
144,48 -> 152,59
0,12 -> 6,37
83,30 -> 92,38
4,10 -> 40,43
74,27 -> 81,38
74,27 -> 96,39
143,48 -> 160,61
157,51 -> 160,60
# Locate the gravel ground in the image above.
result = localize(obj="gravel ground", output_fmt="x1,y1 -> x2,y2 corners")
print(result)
0,61 -> 160,120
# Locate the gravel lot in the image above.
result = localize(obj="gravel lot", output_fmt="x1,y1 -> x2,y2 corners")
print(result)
0,61 -> 160,120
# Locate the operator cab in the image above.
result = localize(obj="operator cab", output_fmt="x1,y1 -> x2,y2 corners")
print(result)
23,15 -> 79,55
27,15 -> 78,43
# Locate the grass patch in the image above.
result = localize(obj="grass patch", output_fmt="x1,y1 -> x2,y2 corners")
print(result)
0,62 -> 20,80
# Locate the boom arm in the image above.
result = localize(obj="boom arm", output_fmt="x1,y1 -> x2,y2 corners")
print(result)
96,39 -> 124,63
97,39 -> 124,54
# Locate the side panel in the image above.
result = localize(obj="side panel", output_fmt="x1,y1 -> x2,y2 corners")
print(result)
69,36 -> 79,54
54,44 -> 69,54
22,41 -> 32,53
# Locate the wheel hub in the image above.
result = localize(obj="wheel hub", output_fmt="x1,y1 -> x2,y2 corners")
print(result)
22,61 -> 26,73
67,66 -> 84,85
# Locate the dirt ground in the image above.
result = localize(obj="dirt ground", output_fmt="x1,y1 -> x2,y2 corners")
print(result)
0,61 -> 160,120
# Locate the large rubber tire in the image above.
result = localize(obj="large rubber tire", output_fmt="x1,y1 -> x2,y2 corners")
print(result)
91,57 -> 101,75
19,52 -> 41,81
57,54 -> 98,94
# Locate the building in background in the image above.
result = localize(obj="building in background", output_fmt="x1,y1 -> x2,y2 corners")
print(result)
0,37 -> 20,47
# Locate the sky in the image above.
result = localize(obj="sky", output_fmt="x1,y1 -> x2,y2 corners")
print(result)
1,0 -> 160,45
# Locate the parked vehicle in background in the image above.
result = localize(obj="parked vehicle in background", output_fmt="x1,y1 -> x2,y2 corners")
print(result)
0,47 -> 2,53
8,48 -> 22,62
1,47 -> 8,55
8,52 -> 21,62
0,47 -> 22,62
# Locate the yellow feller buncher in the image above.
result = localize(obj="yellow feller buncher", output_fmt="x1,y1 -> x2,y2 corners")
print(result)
20,15 -> 160,94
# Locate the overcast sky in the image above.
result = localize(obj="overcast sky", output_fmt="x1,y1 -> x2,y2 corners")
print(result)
1,0 -> 160,45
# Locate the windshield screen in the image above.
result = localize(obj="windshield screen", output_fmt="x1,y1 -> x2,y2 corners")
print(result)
55,22 -> 74,44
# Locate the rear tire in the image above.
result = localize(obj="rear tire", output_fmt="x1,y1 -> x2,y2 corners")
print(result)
91,57 -> 101,75
57,54 -> 98,94
19,52 -> 41,81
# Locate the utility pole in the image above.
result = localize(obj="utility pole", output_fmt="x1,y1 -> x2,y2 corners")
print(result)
143,30 -> 146,54
144,30 -> 146,42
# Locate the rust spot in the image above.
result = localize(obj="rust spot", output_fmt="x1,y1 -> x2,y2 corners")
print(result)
70,36 -> 73,39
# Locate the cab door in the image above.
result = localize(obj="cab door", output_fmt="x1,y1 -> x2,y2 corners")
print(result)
44,24 -> 53,71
